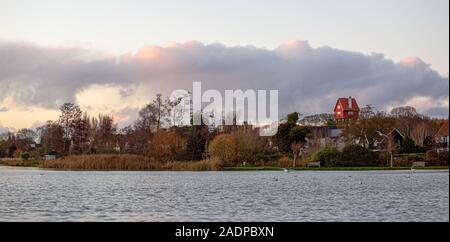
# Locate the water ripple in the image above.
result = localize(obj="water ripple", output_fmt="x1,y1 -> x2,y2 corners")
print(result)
0,166 -> 448,222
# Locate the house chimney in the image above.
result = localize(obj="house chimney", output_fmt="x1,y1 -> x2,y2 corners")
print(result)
348,96 -> 352,109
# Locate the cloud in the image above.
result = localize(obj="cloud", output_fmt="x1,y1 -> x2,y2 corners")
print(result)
424,107 -> 450,117
0,124 -> 12,134
0,40 -> 448,128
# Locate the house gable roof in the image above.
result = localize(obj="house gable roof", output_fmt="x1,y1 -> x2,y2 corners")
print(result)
389,128 -> 405,139
334,97 -> 360,112
436,120 -> 449,137
375,128 -> 405,146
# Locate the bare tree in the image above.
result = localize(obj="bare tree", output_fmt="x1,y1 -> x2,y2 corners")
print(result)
153,94 -> 172,130
377,131 -> 396,167
135,94 -> 172,132
70,112 -> 91,155
390,106 -> 419,117
37,121 -> 64,155
167,96 -> 184,127
391,106 -> 421,136
344,111 -> 395,149
291,142 -> 303,167
410,122 -> 429,147
58,103 -> 82,153
360,104 -> 375,119
135,103 -> 158,133
92,114 -> 117,153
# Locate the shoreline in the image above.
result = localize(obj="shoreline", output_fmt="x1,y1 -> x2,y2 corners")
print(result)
1,155 -> 448,172
0,162 -> 448,172
222,166 -> 449,171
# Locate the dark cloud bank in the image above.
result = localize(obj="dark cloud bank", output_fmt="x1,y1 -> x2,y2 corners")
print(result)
0,40 -> 448,119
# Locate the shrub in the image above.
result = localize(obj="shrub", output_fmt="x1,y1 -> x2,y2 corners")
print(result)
314,147 -> 341,167
276,156 -> 293,167
423,136 -> 435,151
20,152 -> 30,161
234,130 -> 267,164
426,150 -> 449,166
437,151 -> 449,163
149,129 -> 186,162
208,130 -> 267,165
394,154 -> 425,167
377,151 -> 391,166
401,137 -> 425,154
340,145 -> 380,166
208,134 -> 237,164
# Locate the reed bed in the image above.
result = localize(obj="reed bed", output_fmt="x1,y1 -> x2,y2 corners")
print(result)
41,154 -> 223,171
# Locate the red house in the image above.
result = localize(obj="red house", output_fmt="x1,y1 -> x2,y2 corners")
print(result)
435,120 -> 449,152
334,96 -> 360,121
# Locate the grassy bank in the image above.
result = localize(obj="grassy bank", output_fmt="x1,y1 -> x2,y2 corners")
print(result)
222,166 -> 285,171
223,166 -> 449,171
0,158 -> 41,167
293,166 -> 449,171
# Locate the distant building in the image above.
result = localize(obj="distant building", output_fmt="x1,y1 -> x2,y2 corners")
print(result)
307,126 -> 345,151
373,128 -> 405,151
334,96 -> 360,122
44,151 -> 58,161
389,128 -> 406,147
45,155 -> 56,161
216,121 -> 255,134
113,143 -> 121,153
435,120 -> 449,153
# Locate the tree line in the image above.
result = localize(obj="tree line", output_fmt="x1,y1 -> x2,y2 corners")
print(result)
0,96 -> 448,167
0,94 -> 212,162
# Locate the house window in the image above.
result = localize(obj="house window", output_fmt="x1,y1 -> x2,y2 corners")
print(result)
348,111 -> 353,116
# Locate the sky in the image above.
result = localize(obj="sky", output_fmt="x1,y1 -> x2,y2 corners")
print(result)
0,0 -> 449,131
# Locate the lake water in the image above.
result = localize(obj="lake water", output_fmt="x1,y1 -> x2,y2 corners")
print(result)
0,166 -> 448,222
